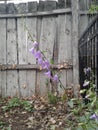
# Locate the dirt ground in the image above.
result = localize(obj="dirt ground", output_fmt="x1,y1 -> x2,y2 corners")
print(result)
0,95 -> 76,130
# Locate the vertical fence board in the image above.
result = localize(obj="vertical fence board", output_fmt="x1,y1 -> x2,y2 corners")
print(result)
57,14 -> 72,91
66,69 -> 73,87
72,0 -> 79,97
26,17 -> 37,96
6,19 -> 19,97
37,16 -> 56,95
0,19 -> 6,97
17,18 -> 28,97
36,17 -> 42,96
79,0 -> 86,10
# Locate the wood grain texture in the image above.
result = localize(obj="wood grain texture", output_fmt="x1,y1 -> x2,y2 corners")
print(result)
0,19 -> 7,97
26,17 -> 37,96
6,18 -> 19,97
72,0 -> 79,97
58,14 -> 72,62
57,14 -> 72,90
37,16 -> 56,95
17,18 -> 28,97
17,17 -> 37,97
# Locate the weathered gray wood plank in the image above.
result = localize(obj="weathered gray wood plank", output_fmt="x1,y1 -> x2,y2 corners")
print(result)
58,70 -> 67,94
58,14 -> 72,62
0,19 -> 6,97
37,16 -> 56,95
26,70 -> 36,96
17,17 -> 37,97
0,8 -> 71,18
26,18 -> 37,64
57,14 -> 72,91
72,0 -> 79,97
0,20 -> 6,64
66,69 -> 73,87
17,18 -> 28,97
6,18 -> 19,97
26,17 -> 37,96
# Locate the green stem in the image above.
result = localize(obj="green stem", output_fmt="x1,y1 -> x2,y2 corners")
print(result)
24,25 -> 34,42
24,24 -> 66,91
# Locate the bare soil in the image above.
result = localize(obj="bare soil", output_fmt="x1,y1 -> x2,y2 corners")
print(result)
0,96 -> 75,130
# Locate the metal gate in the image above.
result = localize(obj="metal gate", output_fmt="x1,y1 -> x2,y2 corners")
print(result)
79,14 -> 98,93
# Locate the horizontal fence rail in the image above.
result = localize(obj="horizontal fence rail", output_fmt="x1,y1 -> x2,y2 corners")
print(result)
0,63 -> 73,71
79,14 -> 98,93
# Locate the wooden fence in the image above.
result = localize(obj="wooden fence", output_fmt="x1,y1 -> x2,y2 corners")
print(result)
0,0 -> 97,97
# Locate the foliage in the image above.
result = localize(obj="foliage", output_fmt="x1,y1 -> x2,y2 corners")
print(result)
29,40 -> 66,93
0,121 -> 11,130
66,67 -> 98,130
2,97 -> 33,112
0,121 -> 5,129
89,4 -> 98,13
48,92 -> 58,104
89,0 -> 98,13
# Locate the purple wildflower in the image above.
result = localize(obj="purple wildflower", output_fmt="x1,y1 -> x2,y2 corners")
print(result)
44,71 -> 51,78
84,67 -> 91,75
42,60 -> 50,70
34,51 -> 42,59
83,80 -> 90,87
38,58 -> 43,65
53,74 -> 58,82
33,41 -> 38,48
29,47 -> 35,55
90,114 -> 98,120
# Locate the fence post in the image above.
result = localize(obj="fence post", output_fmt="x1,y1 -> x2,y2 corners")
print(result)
71,0 -> 79,97
97,17 -> 98,95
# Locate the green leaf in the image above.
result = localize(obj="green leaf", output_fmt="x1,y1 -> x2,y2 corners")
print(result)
77,126 -> 83,130
80,89 -> 86,94
50,59 -> 54,64
79,116 -> 86,122
68,100 -> 73,108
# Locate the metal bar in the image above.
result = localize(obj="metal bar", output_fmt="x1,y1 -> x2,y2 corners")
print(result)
79,14 -> 98,41
0,63 -> 73,71
79,30 -> 98,47
96,18 -> 98,94
79,14 -> 98,95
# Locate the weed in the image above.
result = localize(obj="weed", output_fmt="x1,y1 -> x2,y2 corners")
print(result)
2,97 -> 33,112
48,93 -> 58,104
0,121 -> 5,128
22,100 -> 33,112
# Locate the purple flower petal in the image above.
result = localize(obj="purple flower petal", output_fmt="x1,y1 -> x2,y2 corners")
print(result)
90,114 -> 98,120
33,41 -> 38,48
34,51 -> 42,59
84,67 -> 91,75
38,58 -> 43,65
83,80 -> 90,87
29,47 -> 35,55
53,74 -> 58,81
42,60 -> 50,70
44,71 -> 51,78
